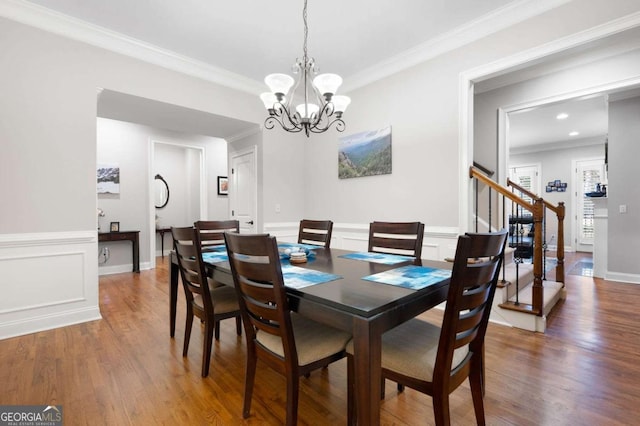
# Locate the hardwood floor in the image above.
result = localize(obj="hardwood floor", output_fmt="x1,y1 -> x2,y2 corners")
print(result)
1,253 -> 639,425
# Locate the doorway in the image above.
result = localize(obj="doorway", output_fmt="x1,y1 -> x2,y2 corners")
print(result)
230,146 -> 258,234
149,140 -> 206,269
573,158 -> 606,253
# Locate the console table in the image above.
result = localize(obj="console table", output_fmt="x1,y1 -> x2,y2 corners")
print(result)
155,227 -> 172,257
98,230 -> 140,273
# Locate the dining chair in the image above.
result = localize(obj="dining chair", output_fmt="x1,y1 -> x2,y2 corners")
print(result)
368,221 -> 425,265
194,220 -> 239,252
171,226 -> 242,377
224,232 -> 351,426
347,229 -> 508,426
297,219 -> 333,248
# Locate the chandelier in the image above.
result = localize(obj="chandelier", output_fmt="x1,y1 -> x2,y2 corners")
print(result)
260,0 -> 350,137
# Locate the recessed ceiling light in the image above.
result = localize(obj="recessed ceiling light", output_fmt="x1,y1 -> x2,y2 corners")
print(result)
569,131 -> 579,136
556,113 -> 569,120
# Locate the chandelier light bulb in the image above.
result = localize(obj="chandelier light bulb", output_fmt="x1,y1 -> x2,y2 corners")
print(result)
264,73 -> 295,98
313,73 -> 343,98
260,92 -> 279,110
296,103 -> 319,119
332,95 -> 351,114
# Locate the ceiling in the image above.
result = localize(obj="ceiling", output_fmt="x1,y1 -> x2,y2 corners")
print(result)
508,95 -> 609,150
14,1 -> 639,142
22,0 -> 518,85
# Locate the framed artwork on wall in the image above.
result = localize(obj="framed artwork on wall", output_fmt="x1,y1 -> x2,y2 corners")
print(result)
97,163 -> 120,194
110,222 -> 120,232
217,176 -> 229,195
338,126 -> 392,179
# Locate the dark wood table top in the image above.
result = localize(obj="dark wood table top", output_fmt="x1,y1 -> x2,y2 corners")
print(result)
210,247 -> 450,319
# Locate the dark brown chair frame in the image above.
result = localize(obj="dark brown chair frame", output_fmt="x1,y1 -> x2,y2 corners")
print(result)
225,232 -> 348,426
297,219 -> 334,248
171,226 -> 241,377
368,221 -> 425,265
348,229 -> 508,425
194,220 -> 240,252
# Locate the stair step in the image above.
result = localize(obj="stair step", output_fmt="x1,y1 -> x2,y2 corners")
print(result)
501,280 -> 564,316
499,301 -> 540,315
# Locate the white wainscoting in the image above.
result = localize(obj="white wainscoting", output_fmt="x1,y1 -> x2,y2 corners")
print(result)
0,231 -> 102,339
264,222 -> 459,260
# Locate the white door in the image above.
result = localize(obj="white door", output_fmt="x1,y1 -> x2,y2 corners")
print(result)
230,147 -> 257,233
575,158 -> 605,252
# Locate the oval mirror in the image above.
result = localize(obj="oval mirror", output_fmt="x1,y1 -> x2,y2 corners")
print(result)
154,174 -> 170,209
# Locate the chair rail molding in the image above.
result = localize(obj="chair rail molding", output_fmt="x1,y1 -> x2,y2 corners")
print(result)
264,222 -> 459,260
0,230 -> 101,339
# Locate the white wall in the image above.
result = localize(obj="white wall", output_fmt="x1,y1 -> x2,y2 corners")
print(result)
608,95 -> 640,281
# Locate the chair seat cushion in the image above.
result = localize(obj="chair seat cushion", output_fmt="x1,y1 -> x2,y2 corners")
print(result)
346,318 -> 469,382
193,286 -> 239,315
257,313 -> 351,366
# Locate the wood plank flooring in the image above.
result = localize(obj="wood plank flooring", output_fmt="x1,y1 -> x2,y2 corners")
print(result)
1,253 -> 639,425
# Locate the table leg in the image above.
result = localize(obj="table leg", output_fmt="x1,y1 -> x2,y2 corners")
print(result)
132,233 -> 140,273
170,255 -> 179,338
353,318 -> 382,426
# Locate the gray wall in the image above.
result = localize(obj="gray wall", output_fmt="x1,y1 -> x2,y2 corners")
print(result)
608,95 -> 640,276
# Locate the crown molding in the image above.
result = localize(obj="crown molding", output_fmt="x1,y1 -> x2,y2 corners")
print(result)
226,126 -> 262,144
0,0 -> 264,95
342,0 -> 572,93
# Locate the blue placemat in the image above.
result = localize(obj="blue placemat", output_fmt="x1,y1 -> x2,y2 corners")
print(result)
339,252 -> 415,265
201,243 -> 321,265
362,265 -> 451,290
281,264 -> 342,289
201,251 -> 229,264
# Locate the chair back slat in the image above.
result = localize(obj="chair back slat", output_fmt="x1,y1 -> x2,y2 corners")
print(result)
368,221 -> 424,264
171,226 -> 213,310
224,232 -> 297,360
195,220 -> 240,251
298,219 -> 333,248
436,230 -> 508,381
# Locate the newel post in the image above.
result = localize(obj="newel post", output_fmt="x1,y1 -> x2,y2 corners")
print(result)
532,197 -> 544,315
556,202 -> 565,284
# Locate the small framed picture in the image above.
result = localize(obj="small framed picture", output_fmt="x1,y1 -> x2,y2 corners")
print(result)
217,176 -> 229,195
110,222 -> 120,232
546,186 -> 553,193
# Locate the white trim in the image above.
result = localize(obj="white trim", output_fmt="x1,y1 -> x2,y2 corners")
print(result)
226,126 -> 262,144
605,272 -> 640,285
0,231 -> 96,247
343,0 -> 571,92
0,0 -> 263,95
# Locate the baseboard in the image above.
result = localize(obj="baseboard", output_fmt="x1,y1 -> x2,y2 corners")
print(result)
605,271 -> 640,285
0,306 -> 102,340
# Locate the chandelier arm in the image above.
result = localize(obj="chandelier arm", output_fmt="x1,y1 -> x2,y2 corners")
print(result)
309,118 -> 346,133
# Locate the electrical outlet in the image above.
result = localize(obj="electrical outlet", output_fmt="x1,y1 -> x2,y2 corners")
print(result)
620,204 -> 627,214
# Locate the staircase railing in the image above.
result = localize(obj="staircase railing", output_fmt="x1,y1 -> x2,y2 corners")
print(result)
507,178 -> 566,284
470,166 -> 565,316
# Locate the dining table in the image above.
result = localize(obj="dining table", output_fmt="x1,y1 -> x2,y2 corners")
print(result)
169,245 -> 451,426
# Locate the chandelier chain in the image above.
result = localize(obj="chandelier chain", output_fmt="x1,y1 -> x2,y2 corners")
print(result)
303,0 -> 308,62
